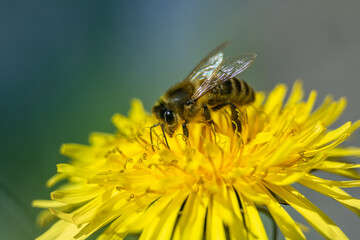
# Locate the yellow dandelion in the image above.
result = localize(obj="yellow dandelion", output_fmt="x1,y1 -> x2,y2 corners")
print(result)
33,81 -> 360,240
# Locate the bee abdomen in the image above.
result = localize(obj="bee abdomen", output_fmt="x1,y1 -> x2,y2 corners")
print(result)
208,78 -> 255,107
230,78 -> 255,105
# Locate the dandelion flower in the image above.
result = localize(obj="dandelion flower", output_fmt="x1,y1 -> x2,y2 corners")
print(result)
33,81 -> 360,240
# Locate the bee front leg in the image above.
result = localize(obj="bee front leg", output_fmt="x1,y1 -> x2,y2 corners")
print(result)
182,122 -> 189,138
150,123 -> 160,152
160,124 -> 170,149
150,123 -> 170,151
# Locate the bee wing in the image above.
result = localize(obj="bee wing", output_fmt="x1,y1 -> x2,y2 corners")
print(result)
191,53 -> 257,101
185,41 -> 230,83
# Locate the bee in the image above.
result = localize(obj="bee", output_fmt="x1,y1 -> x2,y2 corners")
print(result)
151,41 -> 256,149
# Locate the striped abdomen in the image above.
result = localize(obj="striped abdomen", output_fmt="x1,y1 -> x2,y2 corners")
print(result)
208,78 -> 255,107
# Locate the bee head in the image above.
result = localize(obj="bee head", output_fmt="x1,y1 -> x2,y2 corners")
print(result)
152,102 -> 179,135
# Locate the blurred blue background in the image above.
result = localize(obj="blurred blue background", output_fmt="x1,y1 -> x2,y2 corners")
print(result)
1,0 -> 359,239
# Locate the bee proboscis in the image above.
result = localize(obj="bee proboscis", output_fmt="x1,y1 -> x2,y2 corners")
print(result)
151,41 -> 256,149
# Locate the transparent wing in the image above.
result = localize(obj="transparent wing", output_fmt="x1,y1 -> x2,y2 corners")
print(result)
185,41 -> 230,83
191,53 -> 257,101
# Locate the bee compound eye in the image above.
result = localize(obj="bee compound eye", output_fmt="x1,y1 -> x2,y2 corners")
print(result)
164,110 -> 176,125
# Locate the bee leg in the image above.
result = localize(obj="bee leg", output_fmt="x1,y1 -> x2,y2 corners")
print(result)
230,103 -> 242,133
182,122 -> 189,138
150,123 -> 160,152
203,104 -> 213,123
203,104 -> 218,142
149,123 -> 170,151
160,124 -> 170,149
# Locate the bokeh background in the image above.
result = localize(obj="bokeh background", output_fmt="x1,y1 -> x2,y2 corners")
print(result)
1,0 -> 360,239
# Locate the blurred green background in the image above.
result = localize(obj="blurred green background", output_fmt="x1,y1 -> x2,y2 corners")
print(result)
1,1 -> 359,239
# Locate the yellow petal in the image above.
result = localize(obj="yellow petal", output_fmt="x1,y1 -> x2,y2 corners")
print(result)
35,209 -> 57,228
240,194 -> 268,240
60,143 -> 93,160
303,134 -> 349,157
227,188 -> 247,239
318,163 -> 360,180
89,132 -> 116,146
263,84 -> 287,117
296,121 -> 325,148
257,184 -> 305,240
116,194 -> 161,233
129,99 -> 148,120
76,193 -> 156,239
32,200 -> 68,208
45,173 -> 67,188
140,190 -> 187,240
320,160 -> 360,169
56,163 -> 98,179
264,171 -> 306,186
299,176 -> 360,217
285,80 -> 304,107
265,183 -> 349,240
316,122 -> 352,147
250,132 -> 273,146
328,147 -> 360,157
173,190 -> 207,240
111,113 -> 133,136
97,209 -> 143,240
301,174 -> 360,187
262,139 -> 295,168
51,185 -> 104,203
303,97 -> 346,128
206,197 -> 226,240
36,220 -> 85,240
295,90 -> 317,124
233,181 -> 268,205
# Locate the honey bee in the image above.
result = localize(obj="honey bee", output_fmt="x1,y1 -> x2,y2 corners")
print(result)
152,41 -> 256,148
